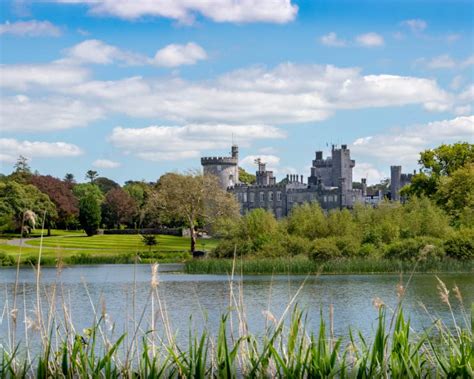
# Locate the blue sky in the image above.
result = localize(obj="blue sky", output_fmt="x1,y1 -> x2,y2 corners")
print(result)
0,0 -> 473,184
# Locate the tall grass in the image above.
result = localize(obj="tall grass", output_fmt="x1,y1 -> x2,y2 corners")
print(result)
185,257 -> 474,274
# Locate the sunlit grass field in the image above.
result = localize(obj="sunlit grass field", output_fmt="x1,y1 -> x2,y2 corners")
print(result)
0,230 -> 217,265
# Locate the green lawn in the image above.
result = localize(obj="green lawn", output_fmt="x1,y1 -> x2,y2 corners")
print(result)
0,231 -> 217,266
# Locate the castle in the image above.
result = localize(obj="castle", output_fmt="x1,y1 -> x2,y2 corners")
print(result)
201,145 -> 371,218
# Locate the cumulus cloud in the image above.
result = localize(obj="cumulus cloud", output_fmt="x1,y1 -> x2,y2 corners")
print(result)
319,32 -> 346,47
60,39 -> 145,65
0,138 -> 82,162
153,42 -> 207,67
0,20 -> 61,36
351,115 -> 474,164
400,19 -> 427,33
0,95 -> 104,132
109,124 -> 285,161
93,159 -> 121,168
61,64 -> 453,124
424,54 -> 474,70
352,162 -> 386,185
0,64 -> 89,90
55,0 -> 298,24
356,32 -> 384,47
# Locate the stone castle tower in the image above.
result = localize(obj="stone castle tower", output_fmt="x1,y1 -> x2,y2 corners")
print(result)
201,145 -> 239,189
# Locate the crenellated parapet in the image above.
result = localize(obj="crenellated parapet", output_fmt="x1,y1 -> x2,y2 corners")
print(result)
201,156 -> 238,165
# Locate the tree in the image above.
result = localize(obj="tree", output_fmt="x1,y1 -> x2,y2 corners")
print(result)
0,180 -> 57,234
155,172 -> 239,252
28,175 -> 79,229
124,181 -> 153,228
238,167 -> 256,184
79,192 -> 101,236
141,234 -> 158,253
85,170 -> 99,183
73,183 -> 104,204
94,177 -> 120,194
64,173 -> 76,185
403,143 -> 474,198
101,188 -> 138,229
10,156 -> 32,183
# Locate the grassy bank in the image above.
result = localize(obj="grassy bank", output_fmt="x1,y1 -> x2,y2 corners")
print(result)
0,230 -> 216,266
185,256 -> 474,274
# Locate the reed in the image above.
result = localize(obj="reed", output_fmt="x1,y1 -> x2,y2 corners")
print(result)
185,257 -> 473,275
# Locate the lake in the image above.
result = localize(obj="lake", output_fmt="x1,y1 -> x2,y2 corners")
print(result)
1,264 -> 472,349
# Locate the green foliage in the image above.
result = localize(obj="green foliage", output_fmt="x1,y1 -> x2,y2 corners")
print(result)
444,229 -> 474,260
79,192 -> 101,236
0,251 -> 15,266
310,237 -> 341,261
141,234 -> 158,252
73,183 -> 104,203
384,237 -> 445,261
287,202 -> 328,239
238,167 -> 256,184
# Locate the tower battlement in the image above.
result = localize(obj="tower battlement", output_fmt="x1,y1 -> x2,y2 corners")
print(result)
201,156 -> 238,165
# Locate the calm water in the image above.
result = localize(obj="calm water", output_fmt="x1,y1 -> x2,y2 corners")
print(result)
1,264 -> 472,349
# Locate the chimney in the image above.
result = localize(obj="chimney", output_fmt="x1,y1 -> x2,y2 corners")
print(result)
300,175 -> 303,183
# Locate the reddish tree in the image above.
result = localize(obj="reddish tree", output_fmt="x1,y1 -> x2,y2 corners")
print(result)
28,175 -> 79,228
101,188 -> 138,229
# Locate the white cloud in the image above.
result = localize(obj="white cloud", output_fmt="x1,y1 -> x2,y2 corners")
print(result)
425,54 -> 474,70
353,162 -> 386,185
55,0 -> 298,24
93,159 -> 121,168
355,32 -> 384,47
0,95 -> 104,132
0,138 -> 82,163
351,115 -> 474,164
63,64 -> 452,124
60,39 -> 145,65
400,19 -> 427,33
109,124 -> 285,161
0,20 -> 61,36
0,63 -> 89,90
319,32 -> 346,47
153,42 -> 207,67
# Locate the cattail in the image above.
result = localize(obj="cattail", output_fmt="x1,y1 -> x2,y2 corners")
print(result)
396,283 -> 405,299
151,263 -> 159,288
372,297 -> 385,310
262,310 -> 277,325
452,284 -> 463,305
10,308 -> 18,323
436,277 -> 450,305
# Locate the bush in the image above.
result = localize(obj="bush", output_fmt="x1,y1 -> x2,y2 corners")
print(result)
334,236 -> 360,257
284,235 -> 312,256
444,229 -> 474,260
310,238 -> 341,261
358,243 -> 378,258
0,251 -> 14,266
384,237 -> 444,261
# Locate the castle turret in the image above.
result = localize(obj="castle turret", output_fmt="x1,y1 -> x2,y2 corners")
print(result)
201,146 -> 239,189
390,165 -> 402,201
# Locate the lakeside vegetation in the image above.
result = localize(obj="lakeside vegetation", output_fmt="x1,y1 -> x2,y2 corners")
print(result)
1,260 -> 472,377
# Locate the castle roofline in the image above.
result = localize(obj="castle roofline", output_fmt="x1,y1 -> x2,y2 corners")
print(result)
201,156 -> 238,165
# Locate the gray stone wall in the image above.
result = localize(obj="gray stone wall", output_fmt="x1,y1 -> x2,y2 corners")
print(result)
201,157 -> 239,189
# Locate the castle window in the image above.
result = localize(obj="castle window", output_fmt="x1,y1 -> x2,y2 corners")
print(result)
276,191 -> 282,201
243,192 -> 247,202
217,165 -> 221,170
249,192 -> 255,203
269,192 -> 274,202
260,192 -> 265,202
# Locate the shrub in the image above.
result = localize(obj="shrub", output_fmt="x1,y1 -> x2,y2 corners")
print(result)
358,243 -> 378,258
310,238 -> 341,261
384,237 -> 444,261
334,236 -> 360,257
0,251 -> 14,266
284,235 -> 313,256
444,229 -> 474,260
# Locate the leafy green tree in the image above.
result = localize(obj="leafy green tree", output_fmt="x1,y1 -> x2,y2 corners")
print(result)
64,173 -> 76,185
73,183 -> 104,203
403,142 -> 474,198
141,234 -> 158,253
436,164 -> 474,226
238,167 -> 256,184
101,188 -> 137,229
287,202 -> 328,239
79,192 -> 101,236
156,172 -> 239,252
0,180 -> 57,234
10,155 -> 32,183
